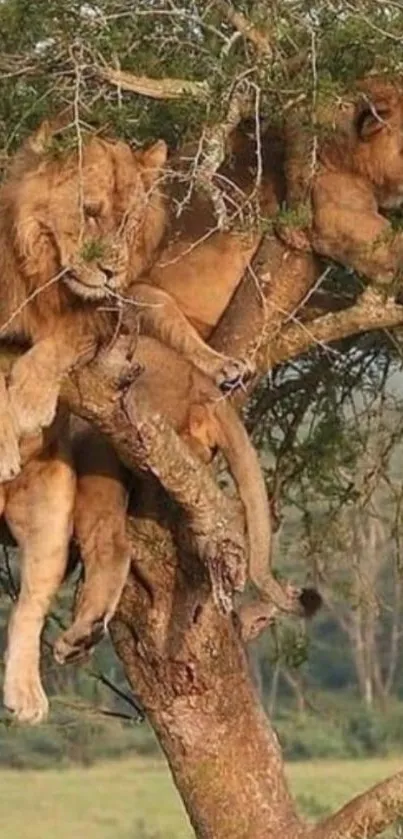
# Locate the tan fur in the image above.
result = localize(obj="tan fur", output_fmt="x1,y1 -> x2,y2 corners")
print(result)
0,118 -> 262,722
6,112 -> 314,690
283,78 -> 403,281
0,124 -> 168,480
147,125 -> 284,336
0,411 -> 75,724
55,339 -> 268,663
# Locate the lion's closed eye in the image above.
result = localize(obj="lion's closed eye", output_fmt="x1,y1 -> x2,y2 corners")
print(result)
83,202 -> 102,219
83,203 -> 103,234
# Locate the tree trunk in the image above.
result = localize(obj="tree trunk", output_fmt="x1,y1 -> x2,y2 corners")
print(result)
110,505 -> 305,839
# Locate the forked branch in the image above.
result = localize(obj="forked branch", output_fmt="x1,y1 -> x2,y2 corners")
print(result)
214,1 -> 273,57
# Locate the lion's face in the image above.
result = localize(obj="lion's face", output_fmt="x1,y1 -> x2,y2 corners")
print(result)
353,80 -> 403,210
13,132 -> 167,301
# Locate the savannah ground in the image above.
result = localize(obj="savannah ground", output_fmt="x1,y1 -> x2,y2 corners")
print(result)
1,755 -> 402,839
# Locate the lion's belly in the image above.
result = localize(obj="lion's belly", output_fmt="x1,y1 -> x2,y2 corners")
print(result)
149,231 -> 260,337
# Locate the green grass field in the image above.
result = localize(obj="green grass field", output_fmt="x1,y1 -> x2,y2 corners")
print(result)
1,756 -> 402,838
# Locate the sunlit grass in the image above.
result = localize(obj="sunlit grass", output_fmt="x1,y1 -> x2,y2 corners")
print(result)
1,756 -> 402,838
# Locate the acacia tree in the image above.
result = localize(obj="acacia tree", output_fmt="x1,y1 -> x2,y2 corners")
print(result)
2,2 -> 403,837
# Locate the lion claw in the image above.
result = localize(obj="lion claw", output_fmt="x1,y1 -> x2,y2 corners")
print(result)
215,357 -> 255,393
54,616 -> 107,665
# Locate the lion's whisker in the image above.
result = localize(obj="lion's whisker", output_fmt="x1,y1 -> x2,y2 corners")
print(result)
0,268 -> 68,335
105,287 -> 164,310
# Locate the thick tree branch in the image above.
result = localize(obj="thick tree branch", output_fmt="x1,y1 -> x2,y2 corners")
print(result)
310,769 -> 403,839
271,288 -> 403,368
110,512 -> 304,839
207,245 -> 403,838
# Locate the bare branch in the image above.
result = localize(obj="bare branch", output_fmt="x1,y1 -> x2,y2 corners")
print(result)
195,83 -> 254,228
98,66 -> 210,101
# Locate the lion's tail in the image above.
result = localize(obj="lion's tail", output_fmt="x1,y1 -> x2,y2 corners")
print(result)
216,399 -> 320,620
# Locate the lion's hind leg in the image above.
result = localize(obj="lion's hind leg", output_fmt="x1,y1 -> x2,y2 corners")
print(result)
54,429 -> 131,665
3,442 -> 75,724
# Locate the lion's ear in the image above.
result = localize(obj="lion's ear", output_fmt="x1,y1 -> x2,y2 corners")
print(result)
137,140 -> 168,186
141,140 -> 168,170
356,99 -> 393,140
27,108 -> 74,155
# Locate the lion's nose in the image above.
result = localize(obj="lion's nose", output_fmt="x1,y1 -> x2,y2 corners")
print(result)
98,265 -> 115,285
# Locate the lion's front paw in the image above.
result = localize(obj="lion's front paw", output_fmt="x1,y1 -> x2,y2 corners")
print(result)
3,669 -> 49,725
214,357 -> 255,393
8,369 -> 59,438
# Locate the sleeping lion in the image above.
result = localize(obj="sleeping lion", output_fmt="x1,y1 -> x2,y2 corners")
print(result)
0,117 -> 252,724
0,115 -> 245,481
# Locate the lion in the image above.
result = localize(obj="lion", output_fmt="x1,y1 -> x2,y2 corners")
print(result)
0,124 -> 170,723
8,76 -> 403,724
0,118 -> 253,725
53,336 -> 320,666
281,77 -> 403,282
0,402 -> 76,724
0,123 -> 164,480
0,116 -> 247,481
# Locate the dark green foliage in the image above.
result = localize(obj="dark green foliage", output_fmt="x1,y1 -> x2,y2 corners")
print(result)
0,0 -> 401,160
275,703 -> 403,761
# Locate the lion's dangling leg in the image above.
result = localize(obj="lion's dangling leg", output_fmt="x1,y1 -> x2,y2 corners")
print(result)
3,442 -> 75,724
54,427 -> 131,665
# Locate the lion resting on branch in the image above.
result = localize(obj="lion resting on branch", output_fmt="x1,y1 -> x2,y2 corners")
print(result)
3,74 -> 402,725
0,115 -> 312,724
